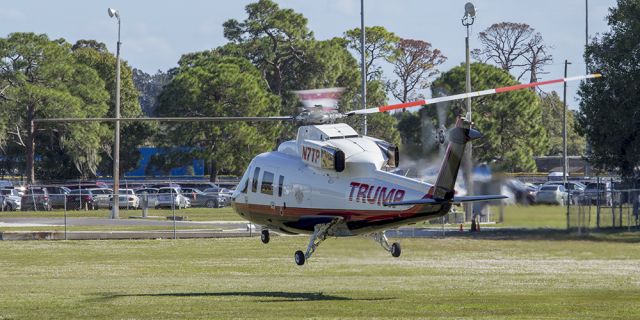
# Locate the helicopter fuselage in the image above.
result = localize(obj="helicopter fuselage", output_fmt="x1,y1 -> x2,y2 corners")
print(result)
231,123 -> 450,236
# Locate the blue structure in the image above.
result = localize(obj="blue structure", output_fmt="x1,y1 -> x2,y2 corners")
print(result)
124,147 -> 205,178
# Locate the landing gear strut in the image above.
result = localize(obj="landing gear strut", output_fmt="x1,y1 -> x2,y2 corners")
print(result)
372,232 -> 401,258
261,229 -> 270,244
295,217 -> 342,266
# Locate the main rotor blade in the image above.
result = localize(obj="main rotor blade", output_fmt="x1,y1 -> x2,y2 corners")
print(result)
347,73 -> 602,115
33,116 -> 295,123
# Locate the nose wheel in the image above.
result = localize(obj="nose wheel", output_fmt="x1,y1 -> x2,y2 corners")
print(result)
261,229 -> 270,244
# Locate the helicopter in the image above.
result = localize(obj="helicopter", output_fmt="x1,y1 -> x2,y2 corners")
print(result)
35,73 -> 601,265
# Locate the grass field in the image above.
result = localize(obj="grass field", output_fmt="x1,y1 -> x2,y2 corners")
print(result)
0,207 -> 242,221
1,204 -> 570,231
1,235 -> 639,319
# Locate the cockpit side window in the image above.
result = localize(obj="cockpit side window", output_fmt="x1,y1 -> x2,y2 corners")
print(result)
237,166 -> 251,194
251,167 -> 261,193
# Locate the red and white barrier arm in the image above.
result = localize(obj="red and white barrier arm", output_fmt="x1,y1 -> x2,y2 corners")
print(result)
348,73 -> 602,115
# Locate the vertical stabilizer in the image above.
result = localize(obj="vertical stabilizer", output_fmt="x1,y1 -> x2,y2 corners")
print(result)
428,117 -> 481,201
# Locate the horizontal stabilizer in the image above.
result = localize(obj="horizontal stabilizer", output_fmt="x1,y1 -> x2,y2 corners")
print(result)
452,195 -> 508,203
384,195 -> 507,206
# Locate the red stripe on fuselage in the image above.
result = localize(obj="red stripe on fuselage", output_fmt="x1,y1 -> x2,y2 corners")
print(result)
233,200 -> 436,221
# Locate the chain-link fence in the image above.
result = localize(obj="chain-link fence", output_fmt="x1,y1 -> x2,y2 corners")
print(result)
0,184 -> 248,240
568,189 -> 640,231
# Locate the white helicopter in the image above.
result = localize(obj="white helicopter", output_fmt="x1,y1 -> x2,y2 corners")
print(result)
36,73 -> 600,265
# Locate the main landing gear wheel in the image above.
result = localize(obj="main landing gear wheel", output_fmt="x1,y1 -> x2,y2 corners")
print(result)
372,231 -> 401,258
391,242 -> 401,258
261,229 -> 270,244
294,250 -> 305,266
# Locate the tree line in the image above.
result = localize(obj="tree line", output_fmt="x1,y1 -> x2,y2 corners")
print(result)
1,0 -> 632,183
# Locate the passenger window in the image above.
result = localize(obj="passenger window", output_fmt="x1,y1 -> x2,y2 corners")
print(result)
261,171 -> 274,195
278,175 -> 284,197
252,167 -> 261,193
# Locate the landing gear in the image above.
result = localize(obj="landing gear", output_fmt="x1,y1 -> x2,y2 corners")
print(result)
261,229 -> 270,244
294,250 -> 305,265
391,242 -> 401,257
294,217 -> 343,266
372,232 -> 401,258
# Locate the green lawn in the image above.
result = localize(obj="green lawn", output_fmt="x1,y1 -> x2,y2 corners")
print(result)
490,204 -> 567,228
0,204 -> 614,233
0,207 -> 242,221
0,236 -> 639,319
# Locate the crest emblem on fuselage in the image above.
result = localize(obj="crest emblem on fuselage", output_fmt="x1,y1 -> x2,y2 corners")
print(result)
295,189 -> 304,203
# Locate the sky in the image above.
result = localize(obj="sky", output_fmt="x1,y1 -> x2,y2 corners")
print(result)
1,0 -> 618,108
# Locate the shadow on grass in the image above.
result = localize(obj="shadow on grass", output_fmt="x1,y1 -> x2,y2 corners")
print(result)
95,291 -> 395,303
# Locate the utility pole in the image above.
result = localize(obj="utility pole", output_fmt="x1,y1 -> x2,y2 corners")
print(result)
361,0 -> 367,136
462,3 -> 476,222
563,60 -> 571,187
586,0 -> 589,74
108,8 -> 121,219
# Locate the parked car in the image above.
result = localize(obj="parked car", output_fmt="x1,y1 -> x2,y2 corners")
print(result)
203,186 -> 233,203
544,181 -> 585,204
503,179 -> 534,205
535,185 -> 568,205
0,189 -> 22,211
109,189 -> 140,209
65,182 -> 109,190
135,188 -> 160,208
156,187 -> 190,209
181,187 -> 226,208
178,183 -> 216,192
583,182 -> 616,206
90,189 -> 114,209
21,187 -> 51,211
67,188 -> 108,210
43,186 -> 71,209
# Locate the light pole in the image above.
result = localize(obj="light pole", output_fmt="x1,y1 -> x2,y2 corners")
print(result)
586,0 -> 589,74
462,2 -> 475,222
563,60 -> 571,186
360,0 -> 367,136
108,8 -> 121,219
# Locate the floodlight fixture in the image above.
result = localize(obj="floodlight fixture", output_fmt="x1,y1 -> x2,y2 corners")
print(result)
462,2 -> 475,27
108,8 -> 119,19
464,2 -> 476,18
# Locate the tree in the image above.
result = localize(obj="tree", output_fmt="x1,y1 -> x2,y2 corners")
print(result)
342,26 -> 401,144
577,0 -> 640,179
155,52 -> 282,181
0,33 -> 111,182
430,63 -> 549,172
220,1 -> 400,144
222,0 -> 312,96
389,39 -> 447,103
473,22 -> 552,82
539,91 -> 585,156
72,40 -> 154,176
344,26 -> 399,81
132,69 -> 171,116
